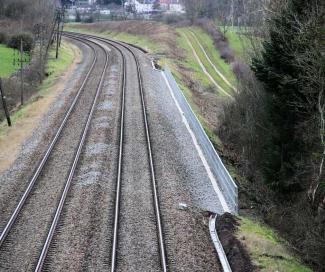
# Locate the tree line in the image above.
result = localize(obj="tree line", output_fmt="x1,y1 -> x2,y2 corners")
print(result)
221,0 -> 324,268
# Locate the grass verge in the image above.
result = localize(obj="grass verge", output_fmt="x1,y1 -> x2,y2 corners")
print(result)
65,24 -> 164,54
0,41 -> 77,135
217,26 -> 254,60
238,217 -> 312,272
189,27 -> 236,86
0,44 -> 29,78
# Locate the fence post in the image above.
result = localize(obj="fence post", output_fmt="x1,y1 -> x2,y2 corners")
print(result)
0,78 -> 12,127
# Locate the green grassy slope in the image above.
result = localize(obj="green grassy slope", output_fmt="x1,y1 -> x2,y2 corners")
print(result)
0,45 -> 27,78
218,26 -> 254,60
0,42 -> 76,133
238,218 -> 312,272
190,27 -> 237,85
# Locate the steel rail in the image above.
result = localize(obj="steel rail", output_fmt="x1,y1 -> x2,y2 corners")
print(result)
0,38 -> 98,247
59,35 -> 127,271
34,34 -> 110,271
67,32 -> 168,272
131,44 -> 168,272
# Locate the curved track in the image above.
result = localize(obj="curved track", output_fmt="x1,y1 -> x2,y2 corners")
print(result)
0,32 -> 168,271
0,36 -> 109,271
65,32 -> 168,272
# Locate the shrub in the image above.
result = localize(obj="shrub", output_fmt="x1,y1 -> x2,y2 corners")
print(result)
231,61 -> 251,81
4,0 -> 27,19
7,33 -> 33,52
161,14 -> 185,25
0,32 -> 7,44
75,11 -> 81,22
83,16 -> 94,23
195,18 -> 235,64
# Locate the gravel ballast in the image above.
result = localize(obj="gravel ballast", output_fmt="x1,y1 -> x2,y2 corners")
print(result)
0,38 -> 107,271
139,51 -> 223,271
0,34 -> 228,271
43,42 -> 122,272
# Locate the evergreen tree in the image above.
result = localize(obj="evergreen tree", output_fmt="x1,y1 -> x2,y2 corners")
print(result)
251,0 -> 324,192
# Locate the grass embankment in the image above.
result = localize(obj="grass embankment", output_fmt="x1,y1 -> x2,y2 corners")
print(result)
224,28 -> 250,59
179,27 -> 236,96
238,218 -> 312,272
0,44 -> 29,78
0,41 -> 77,134
0,41 -> 78,173
65,24 -> 164,54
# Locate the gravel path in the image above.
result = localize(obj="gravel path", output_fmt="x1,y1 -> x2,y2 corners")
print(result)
0,38 -> 107,271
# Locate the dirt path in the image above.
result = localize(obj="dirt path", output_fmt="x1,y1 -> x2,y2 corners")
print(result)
0,42 -> 81,174
182,33 -> 233,98
190,31 -> 236,92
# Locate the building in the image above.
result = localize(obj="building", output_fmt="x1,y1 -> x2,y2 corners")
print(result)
160,0 -> 183,12
125,0 -> 153,13
125,0 -> 183,13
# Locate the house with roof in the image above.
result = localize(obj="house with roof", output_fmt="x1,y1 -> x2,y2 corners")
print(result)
125,0 -> 184,14
159,0 -> 183,13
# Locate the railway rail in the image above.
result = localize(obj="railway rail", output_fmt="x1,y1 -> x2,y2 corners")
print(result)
67,32 -> 168,272
0,32 -> 168,271
0,35 -> 109,270
0,30 -> 231,271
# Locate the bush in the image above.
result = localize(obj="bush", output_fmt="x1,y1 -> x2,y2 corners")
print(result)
75,11 -> 81,22
83,16 -> 94,23
195,19 -> 235,64
161,14 -> 185,25
7,33 -> 33,52
4,0 -> 27,19
0,32 -> 7,44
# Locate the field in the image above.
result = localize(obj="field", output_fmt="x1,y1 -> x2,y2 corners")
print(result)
0,41 -> 77,133
0,44 -> 24,78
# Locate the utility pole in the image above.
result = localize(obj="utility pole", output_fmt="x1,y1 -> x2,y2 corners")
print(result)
40,24 -> 44,82
231,0 -> 234,28
59,8 -> 65,47
19,18 -> 24,105
20,38 -> 24,105
55,9 -> 61,59
0,78 -> 11,127
59,17 -> 64,47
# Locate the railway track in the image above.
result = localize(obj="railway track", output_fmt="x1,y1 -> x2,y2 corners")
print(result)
67,32 -> 168,272
0,32 -> 168,271
0,35 -> 109,271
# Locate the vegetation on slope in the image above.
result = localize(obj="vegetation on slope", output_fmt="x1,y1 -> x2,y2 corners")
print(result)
0,45 -> 27,78
0,41 -> 77,134
238,217 -> 312,272
221,0 -> 324,269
